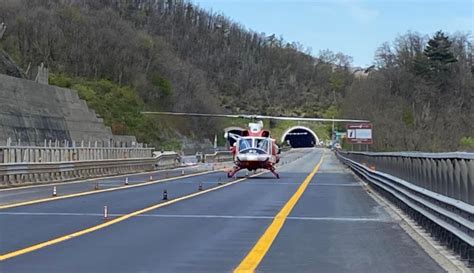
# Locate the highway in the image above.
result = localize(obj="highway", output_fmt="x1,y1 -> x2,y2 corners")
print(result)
0,149 -> 446,273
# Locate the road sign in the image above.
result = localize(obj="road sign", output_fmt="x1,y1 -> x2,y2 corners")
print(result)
346,123 -> 373,144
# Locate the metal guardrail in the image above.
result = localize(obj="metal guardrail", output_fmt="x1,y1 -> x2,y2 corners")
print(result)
204,151 -> 233,163
336,151 -> 473,266
0,152 -> 180,186
0,146 -> 154,163
339,151 -> 474,205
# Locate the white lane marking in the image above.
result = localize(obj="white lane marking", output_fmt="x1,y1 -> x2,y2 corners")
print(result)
0,212 -> 105,217
310,183 -> 363,187
192,182 -> 300,185
141,214 -> 274,219
0,212 -> 390,222
286,216 -> 390,222
186,182 -> 362,186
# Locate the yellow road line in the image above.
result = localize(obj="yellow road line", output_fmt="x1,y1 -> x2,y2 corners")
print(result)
0,170 -> 221,210
0,171 -> 265,261
234,153 -> 324,273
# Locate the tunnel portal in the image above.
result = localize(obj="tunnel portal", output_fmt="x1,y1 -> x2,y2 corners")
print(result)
281,126 -> 319,148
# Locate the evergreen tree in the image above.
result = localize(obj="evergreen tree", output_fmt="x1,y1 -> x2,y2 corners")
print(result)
424,31 -> 457,72
414,31 -> 457,90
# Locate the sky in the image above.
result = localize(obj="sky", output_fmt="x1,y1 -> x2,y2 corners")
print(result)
194,0 -> 473,67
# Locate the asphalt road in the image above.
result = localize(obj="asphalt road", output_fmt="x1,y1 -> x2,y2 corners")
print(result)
0,149 -> 445,273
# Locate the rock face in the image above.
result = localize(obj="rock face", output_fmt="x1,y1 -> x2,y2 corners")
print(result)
0,73 -> 136,146
0,50 -> 25,79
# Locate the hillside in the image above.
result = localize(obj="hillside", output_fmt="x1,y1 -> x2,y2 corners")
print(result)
343,31 -> 473,151
0,0 -> 472,151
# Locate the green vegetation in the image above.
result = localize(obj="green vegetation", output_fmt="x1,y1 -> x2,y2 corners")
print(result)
150,73 -> 172,97
401,109 -> 414,128
49,73 -> 180,150
459,137 -> 474,151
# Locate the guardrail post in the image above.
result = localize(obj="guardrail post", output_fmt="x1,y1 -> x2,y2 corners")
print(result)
446,159 -> 455,199
453,159 -> 462,202
468,160 -> 474,206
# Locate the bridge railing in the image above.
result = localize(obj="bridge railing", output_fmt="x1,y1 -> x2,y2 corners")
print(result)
336,151 -> 473,265
339,151 -> 474,205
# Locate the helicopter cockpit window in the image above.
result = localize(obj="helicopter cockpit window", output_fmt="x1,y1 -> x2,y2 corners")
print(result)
238,138 -> 253,151
255,139 -> 269,152
238,138 -> 270,154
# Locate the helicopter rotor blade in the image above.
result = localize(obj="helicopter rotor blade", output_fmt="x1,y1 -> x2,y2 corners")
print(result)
227,132 -> 241,141
141,111 -> 369,123
141,111 -> 247,119
249,115 -> 369,123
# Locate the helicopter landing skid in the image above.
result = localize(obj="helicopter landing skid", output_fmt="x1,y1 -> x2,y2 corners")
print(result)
227,167 -> 241,178
228,166 -> 280,179
270,168 -> 280,179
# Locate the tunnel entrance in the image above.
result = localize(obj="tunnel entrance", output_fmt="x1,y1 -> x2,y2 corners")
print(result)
281,126 -> 319,148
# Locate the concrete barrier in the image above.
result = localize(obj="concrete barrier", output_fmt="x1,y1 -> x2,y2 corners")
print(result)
153,151 -> 181,168
204,151 -> 233,163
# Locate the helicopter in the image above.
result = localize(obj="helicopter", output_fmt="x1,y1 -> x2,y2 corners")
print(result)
141,111 -> 368,178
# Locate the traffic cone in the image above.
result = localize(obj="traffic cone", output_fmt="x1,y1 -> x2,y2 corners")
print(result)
149,175 -> 153,181
52,186 -> 57,197
162,189 -> 168,200
125,177 -> 129,185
